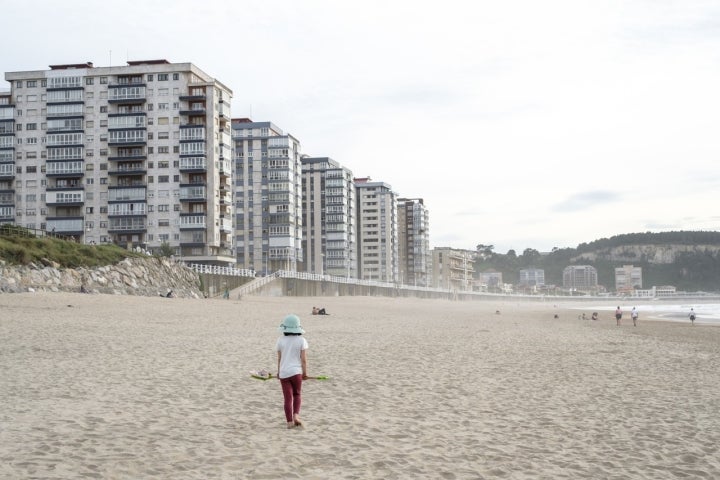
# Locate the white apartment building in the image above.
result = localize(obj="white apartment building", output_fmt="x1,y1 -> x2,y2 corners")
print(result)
231,119 -> 302,274
397,197 -> 430,286
355,177 -> 398,282
301,156 -> 357,277
2,60 -> 234,264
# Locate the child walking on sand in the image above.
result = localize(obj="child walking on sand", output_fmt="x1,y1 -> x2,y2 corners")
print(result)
276,314 -> 308,429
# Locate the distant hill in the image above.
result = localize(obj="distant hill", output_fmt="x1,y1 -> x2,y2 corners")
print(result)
475,231 -> 720,292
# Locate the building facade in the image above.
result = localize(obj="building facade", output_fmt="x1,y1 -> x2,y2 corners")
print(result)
562,265 -> 598,290
301,156 -> 356,277
519,268 -> 545,286
231,119 -> 302,274
355,177 -> 398,282
397,197 -> 430,286
432,247 -> 475,291
2,60 -> 233,264
615,264 -> 642,292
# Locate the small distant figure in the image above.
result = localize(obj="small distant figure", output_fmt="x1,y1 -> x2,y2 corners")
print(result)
312,307 -> 328,315
495,310 -> 501,315
689,308 -> 696,325
581,313 -> 587,320
80,284 -> 89,294
631,307 -> 638,327
222,287 -> 230,299
615,306 -> 623,326
162,290 -> 174,298
591,312 -> 599,321
553,314 -> 559,319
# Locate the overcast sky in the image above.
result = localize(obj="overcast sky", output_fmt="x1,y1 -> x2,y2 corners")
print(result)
3,1 -> 720,253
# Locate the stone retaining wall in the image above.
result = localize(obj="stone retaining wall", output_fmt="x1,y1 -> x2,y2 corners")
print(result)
0,257 -> 203,298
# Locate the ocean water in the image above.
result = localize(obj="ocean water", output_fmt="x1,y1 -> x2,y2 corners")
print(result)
575,303 -> 720,325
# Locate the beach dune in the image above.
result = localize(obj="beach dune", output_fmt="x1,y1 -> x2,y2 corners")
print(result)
1,293 -> 719,479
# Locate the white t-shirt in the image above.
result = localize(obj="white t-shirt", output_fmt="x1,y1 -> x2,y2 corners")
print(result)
275,335 -> 308,379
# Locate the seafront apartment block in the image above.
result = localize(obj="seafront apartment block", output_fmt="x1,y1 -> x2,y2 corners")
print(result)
355,177 -> 398,283
397,197 -> 430,286
231,119 -> 302,274
1,60 -> 234,265
301,156 -> 357,277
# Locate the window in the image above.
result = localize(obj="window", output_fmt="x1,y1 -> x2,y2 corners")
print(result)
147,74 -> 154,81
86,207 -> 94,214
26,166 -> 36,173
86,178 -> 94,185
86,120 -> 94,128
15,80 -> 22,88
26,123 -> 37,130
100,106 -> 107,113
27,80 -> 37,87
100,178 -> 107,184
173,175 -> 179,182
158,103 -> 169,110
158,175 -> 169,183
99,163 -> 107,170
100,207 -> 108,214
173,73 -> 179,80
16,124 -> 22,131
158,88 -> 169,96
158,132 -> 169,139
158,74 -> 168,81
158,204 -> 170,212
100,77 -> 108,84
86,78 -> 94,85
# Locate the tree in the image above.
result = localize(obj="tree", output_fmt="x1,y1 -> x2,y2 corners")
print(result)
156,242 -> 175,258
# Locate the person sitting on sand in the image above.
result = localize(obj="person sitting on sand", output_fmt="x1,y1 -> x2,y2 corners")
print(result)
312,307 -> 329,315
591,312 -> 599,321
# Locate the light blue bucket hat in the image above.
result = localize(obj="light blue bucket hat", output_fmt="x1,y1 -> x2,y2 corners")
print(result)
279,314 -> 305,334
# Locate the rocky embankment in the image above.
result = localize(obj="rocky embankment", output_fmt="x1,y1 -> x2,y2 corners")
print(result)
0,257 -> 203,298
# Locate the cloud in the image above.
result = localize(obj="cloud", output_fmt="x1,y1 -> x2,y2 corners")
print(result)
552,191 -> 622,213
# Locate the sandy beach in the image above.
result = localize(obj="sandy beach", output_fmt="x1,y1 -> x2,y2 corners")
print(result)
1,293 -> 719,479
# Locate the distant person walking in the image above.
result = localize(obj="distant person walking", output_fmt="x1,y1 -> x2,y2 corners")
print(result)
615,306 -> 623,326
689,308 -> 696,326
631,307 -> 638,327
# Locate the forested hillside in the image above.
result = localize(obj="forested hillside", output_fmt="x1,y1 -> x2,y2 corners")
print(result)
474,231 -> 720,292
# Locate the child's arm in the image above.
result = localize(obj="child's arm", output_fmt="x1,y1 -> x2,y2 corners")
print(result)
277,351 -> 281,378
301,349 -> 308,379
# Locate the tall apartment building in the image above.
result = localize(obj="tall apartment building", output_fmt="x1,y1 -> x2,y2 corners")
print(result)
615,264 -> 642,292
562,265 -> 598,290
301,156 -> 356,277
397,197 -> 430,286
231,119 -> 302,274
2,60 -> 234,265
432,247 -> 475,291
355,177 -> 398,282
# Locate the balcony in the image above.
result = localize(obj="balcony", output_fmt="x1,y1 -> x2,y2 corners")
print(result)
108,186 -> 146,202
179,92 -> 206,101
180,106 -> 206,116
45,161 -> 84,178
180,214 -> 207,230
108,85 -> 147,104
108,217 -> 146,233
0,206 -> 14,221
45,190 -> 84,206
179,156 -> 206,172
108,163 -> 146,175
46,217 -> 84,234
219,218 -> 233,233
179,185 -> 206,202
0,163 -> 14,179
108,202 -> 147,217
